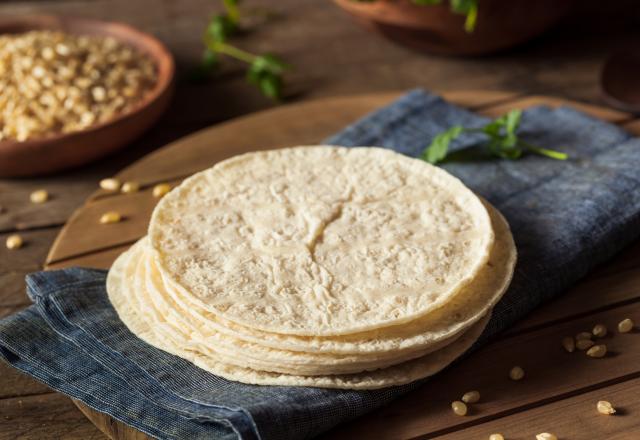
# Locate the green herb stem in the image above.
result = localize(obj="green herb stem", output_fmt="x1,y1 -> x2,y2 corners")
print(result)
206,40 -> 258,65
518,140 -> 568,160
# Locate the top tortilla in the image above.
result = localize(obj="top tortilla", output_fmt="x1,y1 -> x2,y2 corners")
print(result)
148,146 -> 494,336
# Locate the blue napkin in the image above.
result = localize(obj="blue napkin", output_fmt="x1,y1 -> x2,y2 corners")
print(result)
2,90 -> 640,440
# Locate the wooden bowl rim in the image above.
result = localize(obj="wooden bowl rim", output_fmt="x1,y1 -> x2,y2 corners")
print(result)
0,14 -> 176,152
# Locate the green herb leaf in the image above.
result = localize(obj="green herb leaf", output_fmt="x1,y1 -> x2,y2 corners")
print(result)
421,110 -> 568,163
422,126 -> 464,164
205,15 -> 237,43
246,54 -> 288,100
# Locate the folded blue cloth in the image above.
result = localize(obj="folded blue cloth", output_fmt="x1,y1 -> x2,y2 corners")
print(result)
2,90 -> 640,440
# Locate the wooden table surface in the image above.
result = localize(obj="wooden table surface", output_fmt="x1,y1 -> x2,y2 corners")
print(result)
2,1 -> 640,439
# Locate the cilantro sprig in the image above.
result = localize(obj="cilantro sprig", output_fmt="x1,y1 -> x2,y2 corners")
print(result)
421,110 -> 569,164
195,0 -> 288,100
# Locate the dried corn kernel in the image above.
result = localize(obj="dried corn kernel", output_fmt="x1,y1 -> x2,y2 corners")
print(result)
576,339 -> 595,351
597,400 -> 616,415
592,324 -> 607,338
575,331 -> 592,341
561,336 -> 575,353
6,234 -> 23,249
618,318 -> 634,333
451,400 -> 467,416
99,211 -> 122,224
152,183 -> 171,198
536,434 -> 557,440
489,435 -> 504,440
100,178 -> 121,191
121,181 -> 140,194
30,189 -> 49,204
461,390 -> 480,404
586,344 -> 607,358
509,366 -> 524,381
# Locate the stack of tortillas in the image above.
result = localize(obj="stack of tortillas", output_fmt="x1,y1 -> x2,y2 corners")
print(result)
107,146 -> 516,390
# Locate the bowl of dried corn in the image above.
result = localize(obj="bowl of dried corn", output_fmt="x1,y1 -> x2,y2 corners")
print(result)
0,15 -> 175,177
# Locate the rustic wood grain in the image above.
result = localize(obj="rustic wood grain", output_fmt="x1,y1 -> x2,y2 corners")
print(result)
0,393 -> 106,440
0,362 -> 52,400
0,228 -> 60,307
327,301 -> 640,439
436,377 -> 640,440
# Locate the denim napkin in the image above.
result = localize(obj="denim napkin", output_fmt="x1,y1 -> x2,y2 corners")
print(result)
2,90 -> 640,440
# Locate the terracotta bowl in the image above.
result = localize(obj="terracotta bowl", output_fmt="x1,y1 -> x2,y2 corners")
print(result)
0,15 -> 175,177
333,0 -> 573,56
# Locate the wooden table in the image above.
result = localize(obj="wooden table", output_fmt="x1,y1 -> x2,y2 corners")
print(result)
2,1 -> 640,439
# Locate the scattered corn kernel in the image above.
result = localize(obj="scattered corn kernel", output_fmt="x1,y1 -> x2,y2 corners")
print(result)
489,435 -> 504,440
152,183 -> 171,198
5,234 -> 23,249
121,181 -> 140,194
509,366 -> 524,381
586,344 -> 607,358
576,339 -> 595,351
451,400 -> 467,416
30,189 -> 49,203
461,390 -> 480,404
100,178 -> 121,191
536,433 -> 557,440
618,318 -> 634,333
99,211 -> 122,224
575,331 -> 592,341
597,400 -> 616,415
561,336 -> 575,353
592,324 -> 607,338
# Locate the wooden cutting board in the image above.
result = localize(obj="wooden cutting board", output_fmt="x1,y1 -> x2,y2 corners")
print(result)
45,90 -> 640,440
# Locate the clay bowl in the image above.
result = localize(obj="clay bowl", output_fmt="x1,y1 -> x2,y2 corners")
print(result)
333,0 -> 573,56
0,15 -> 175,177
601,51 -> 640,114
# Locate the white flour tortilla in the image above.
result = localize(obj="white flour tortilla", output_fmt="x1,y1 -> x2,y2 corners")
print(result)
140,200 -> 514,357
108,248 -> 489,389
148,146 -> 495,336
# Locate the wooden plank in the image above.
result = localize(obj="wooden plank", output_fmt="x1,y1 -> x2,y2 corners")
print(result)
327,301 -> 640,439
45,186 -> 168,265
74,401 -> 149,440
0,305 -> 27,319
0,228 -> 60,307
0,362 -> 52,400
622,119 -> 640,136
46,245 -> 131,271
0,393 -> 105,440
510,262 -> 640,334
436,377 -> 640,440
